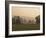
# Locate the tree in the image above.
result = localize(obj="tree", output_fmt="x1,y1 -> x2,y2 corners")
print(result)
28,20 -> 31,24
16,16 -> 20,24
35,15 -> 40,24
12,17 -> 16,25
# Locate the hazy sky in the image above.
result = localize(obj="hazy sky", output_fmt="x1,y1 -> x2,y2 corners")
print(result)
12,6 -> 40,18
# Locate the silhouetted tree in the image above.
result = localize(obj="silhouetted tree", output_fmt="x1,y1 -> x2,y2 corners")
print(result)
35,15 -> 40,24
16,16 -> 20,24
29,20 -> 31,24
12,17 -> 16,24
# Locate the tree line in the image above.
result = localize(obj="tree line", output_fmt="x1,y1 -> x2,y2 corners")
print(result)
12,15 -> 40,25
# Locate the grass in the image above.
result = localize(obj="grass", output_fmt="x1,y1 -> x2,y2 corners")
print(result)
12,24 -> 40,31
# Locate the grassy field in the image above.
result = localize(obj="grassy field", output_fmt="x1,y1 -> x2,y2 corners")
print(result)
12,24 -> 40,31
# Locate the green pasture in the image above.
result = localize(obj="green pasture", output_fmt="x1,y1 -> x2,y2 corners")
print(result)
12,24 -> 40,31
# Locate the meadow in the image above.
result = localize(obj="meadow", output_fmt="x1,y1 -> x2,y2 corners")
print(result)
12,24 -> 40,31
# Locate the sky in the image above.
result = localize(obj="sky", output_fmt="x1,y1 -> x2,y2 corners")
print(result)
12,6 -> 40,18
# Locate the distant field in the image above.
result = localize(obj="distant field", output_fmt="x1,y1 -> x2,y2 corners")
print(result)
12,24 -> 40,31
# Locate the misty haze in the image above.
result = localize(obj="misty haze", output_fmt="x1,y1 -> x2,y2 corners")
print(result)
12,6 -> 40,31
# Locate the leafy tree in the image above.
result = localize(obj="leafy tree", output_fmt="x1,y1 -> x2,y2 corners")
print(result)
29,20 -> 31,24
12,17 -> 16,25
16,16 -> 20,24
35,15 -> 40,24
